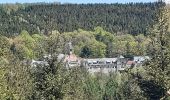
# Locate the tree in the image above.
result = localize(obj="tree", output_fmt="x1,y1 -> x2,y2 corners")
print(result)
62,67 -> 86,100
80,45 -> 92,58
0,3 -> 160,37
13,30 -> 36,59
94,27 -> 117,57
30,57 -> 65,100
31,34 -> 46,59
1,35 -> 34,99
139,2 -> 170,99
103,73 -> 122,100
118,67 -> 148,100
0,36 -> 10,58
83,74 -> 104,100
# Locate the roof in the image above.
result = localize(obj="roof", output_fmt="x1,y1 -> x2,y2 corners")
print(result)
134,56 -> 149,62
64,54 -> 79,62
85,58 -> 117,63
57,54 -> 65,61
126,61 -> 135,65
119,55 -> 124,59
31,60 -> 49,67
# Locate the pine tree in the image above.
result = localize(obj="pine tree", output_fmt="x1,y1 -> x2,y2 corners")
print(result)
139,1 -> 170,99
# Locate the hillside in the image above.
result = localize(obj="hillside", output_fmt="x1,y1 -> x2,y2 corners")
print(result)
0,2 -> 163,36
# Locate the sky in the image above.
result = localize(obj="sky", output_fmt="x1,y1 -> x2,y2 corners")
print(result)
0,0 -> 158,4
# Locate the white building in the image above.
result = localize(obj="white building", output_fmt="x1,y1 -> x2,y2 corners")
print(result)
30,42 -> 150,74
83,56 -> 128,74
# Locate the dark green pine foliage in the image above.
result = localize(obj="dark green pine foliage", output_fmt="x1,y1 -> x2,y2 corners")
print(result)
139,1 -> 170,100
80,45 -> 92,58
0,2 -> 161,37
30,56 -> 66,100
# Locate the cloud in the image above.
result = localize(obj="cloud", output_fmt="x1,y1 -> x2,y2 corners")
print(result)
165,0 -> 170,3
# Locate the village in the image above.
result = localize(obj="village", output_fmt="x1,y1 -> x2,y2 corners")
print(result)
31,42 -> 150,74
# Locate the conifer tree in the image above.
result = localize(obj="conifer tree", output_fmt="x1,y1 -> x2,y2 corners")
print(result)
139,1 -> 170,99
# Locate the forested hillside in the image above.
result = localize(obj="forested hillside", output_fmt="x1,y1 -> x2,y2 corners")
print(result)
0,1 -> 170,100
1,7 -> 170,99
0,2 -> 163,37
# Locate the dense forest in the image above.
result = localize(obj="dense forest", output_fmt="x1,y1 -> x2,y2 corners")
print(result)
0,2 -> 163,37
0,1 -> 170,100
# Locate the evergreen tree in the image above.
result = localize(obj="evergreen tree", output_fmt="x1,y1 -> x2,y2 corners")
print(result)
139,1 -> 170,99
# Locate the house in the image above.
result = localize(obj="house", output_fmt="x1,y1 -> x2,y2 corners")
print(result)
31,59 -> 49,67
64,54 -> 81,67
63,42 -> 81,68
83,58 -> 117,74
126,61 -> 136,68
116,55 -> 128,71
133,56 -> 150,66
83,55 -> 128,74
30,42 -> 150,74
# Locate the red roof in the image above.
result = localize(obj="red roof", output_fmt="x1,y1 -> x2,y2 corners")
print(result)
64,54 -> 79,62
126,61 -> 135,65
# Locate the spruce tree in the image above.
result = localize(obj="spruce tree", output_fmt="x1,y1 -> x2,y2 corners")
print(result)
139,1 -> 170,99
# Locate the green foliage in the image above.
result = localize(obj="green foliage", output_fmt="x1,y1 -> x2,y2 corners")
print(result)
30,58 -> 65,100
0,2 -> 168,98
138,3 -> 170,100
0,2 -> 161,37
0,36 -> 10,57
0,33 -> 162,100
62,67 -> 86,100
12,30 -> 36,59
94,27 -> 116,57
80,45 -> 92,58
19,30 -> 35,48
83,75 -> 104,100
87,40 -> 106,58
103,73 -> 121,100
0,54 -> 33,100
60,28 -> 149,58
32,34 -> 46,58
